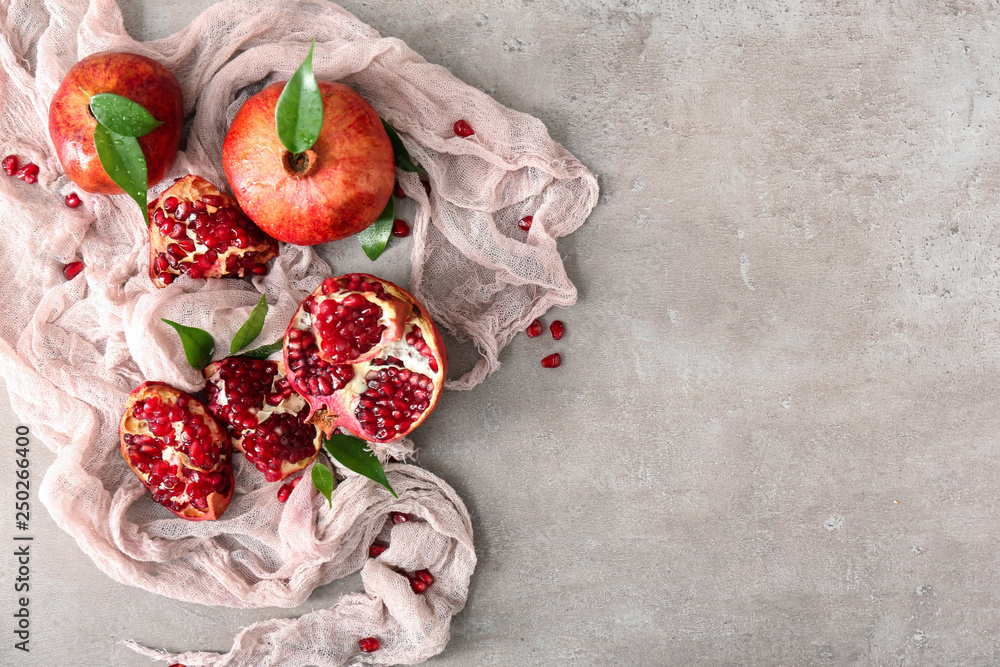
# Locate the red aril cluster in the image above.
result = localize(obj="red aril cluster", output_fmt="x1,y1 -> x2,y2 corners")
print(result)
148,175 -> 278,288
204,357 -> 322,483
276,476 -> 301,503
525,318 -> 566,367
2,155 -> 17,176
3,156 -> 39,184
118,382 -> 233,520
284,274 -> 447,444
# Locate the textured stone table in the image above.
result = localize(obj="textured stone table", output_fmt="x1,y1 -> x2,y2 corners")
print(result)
4,1 -> 1000,664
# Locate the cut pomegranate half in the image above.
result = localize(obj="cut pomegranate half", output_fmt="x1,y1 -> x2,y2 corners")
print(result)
147,175 -> 278,288
204,357 -> 323,483
284,273 -> 448,444
118,382 -> 233,520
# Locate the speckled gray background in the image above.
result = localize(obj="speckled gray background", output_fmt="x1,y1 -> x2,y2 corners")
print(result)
4,0 -> 1000,664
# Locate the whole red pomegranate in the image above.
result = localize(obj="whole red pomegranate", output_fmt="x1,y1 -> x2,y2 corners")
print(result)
204,357 -> 323,482
49,52 -> 183,194
147,175 -> 279,287
119,382 -> 233,520
284,274 -> 447,443
222,82 -> 394,246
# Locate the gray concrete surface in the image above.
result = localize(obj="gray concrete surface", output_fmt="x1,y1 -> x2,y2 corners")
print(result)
5,0 -> 1000,664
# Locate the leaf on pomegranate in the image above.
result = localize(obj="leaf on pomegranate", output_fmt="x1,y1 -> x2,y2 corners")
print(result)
323,433 -> 398,498
161,319 -> 215,370
381,119 -> 427,175
275,40 -> 323,155
93,123 -> 149,224
311,461 -> 335,508
230,293 -> 268,354
89,93 -> 163,137
240,338 -> 284,361
358,196 -> 394,261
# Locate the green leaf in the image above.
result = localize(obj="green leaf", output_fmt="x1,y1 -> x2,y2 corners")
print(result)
323,433 -> 397,498
230,293 -> 269,355
357,196 -> 393,261
89,93 -> 163,137
275,41 -> 323,154
161,319 -> 215,370
312,462 -> 335,508
382,118 -> 427,174
239,338 -> 284,361
93,123 -> 149,225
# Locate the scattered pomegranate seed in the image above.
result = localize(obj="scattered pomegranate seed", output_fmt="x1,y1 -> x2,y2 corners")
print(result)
63,261 -> 84,281
453,119 -> 474,137
394,183 -> 406,198
390,511 -> 409,524
392,219 -> 410,237
369,543 -> 387,558
518,215 -> 533,231
2,155 -> 18,176
550,320 -> 565,340
541,353 -> 561,368
168,664 -> 185,667
409,576 -> 428,593
526,319 -> 543,338
277,478 -> 298,503
65,192 -> 81,208
414,569 -> 435,586
15,163 -> 39,184
359,637 -> 380,653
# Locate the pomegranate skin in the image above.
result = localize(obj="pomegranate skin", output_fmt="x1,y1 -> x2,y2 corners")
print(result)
49,52 -> 183,195
222,82 -> 395,246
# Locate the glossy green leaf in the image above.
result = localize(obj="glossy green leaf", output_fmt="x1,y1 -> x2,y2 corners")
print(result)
381,118 -> 426,174
324,433 -> 397,498
239,338 -> 284,361
357,196 -> 393,261
230,293 -> 269,354
89,93 -> 163,137
161,319 -> 215,370
93,123 -> 149,225
312,461 -> 335,508
275,41 -> 323,154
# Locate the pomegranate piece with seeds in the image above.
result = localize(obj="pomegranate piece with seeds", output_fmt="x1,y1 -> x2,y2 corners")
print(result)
284,273 -> 448,444
2,155 -> 18,176
359,637 -> 380,653
118,382 -> 233,521
453,119 -> 474,137
147,175 -> 278,288
204,357 -> 323,483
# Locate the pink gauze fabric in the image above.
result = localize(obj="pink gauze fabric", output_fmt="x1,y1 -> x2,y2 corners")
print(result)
0,0 -> 598,664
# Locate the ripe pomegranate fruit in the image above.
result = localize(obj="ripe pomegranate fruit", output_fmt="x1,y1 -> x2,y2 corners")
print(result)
284,274 -> 447,443
49,52 -> 183,194
453,119 -> 474,137
525,319 -> 542,338
118,382 -> 233,520
204,357 -> 322,482
223,82 -> 394,246
550,320 -> 565,340
358,637 -> 380,653
147,175 -> 278,288
3,155 -> 18,176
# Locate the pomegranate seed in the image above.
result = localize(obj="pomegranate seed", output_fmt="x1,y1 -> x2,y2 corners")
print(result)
394,183 -> 406,198
369,543 -> 387,558
409,576 -> 428,593
390,512 -> 409,524
63,261 -> 84,280
168,664 -> 184,667
277,482 -> 294,503
550,320 -> 565,340
2,155 -> 18,176
541,353 -> 561,368
518,215 -> 533,231
391,219 -> 410,237
453,119 -> 474,137
15,163 -> 39,184
525,319 -> 542,338
414,569 -> 435,586
358,637 -> 380,653
64,192 -> 81,208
